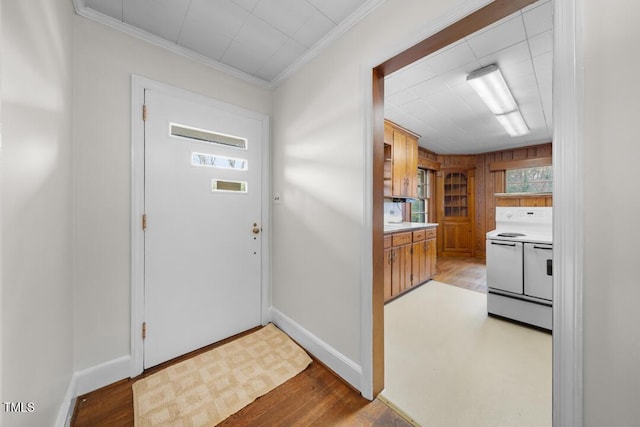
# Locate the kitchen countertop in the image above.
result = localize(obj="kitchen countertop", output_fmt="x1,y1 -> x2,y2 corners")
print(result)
384,222 -> 438,234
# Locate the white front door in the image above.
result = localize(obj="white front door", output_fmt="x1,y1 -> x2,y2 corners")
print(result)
143,88 -> 263,368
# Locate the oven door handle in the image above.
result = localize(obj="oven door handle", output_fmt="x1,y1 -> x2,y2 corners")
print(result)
490,241 -> 517,247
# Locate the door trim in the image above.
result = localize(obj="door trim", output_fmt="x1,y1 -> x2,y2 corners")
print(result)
129,75 -> 271,377
362,1 -> 584,425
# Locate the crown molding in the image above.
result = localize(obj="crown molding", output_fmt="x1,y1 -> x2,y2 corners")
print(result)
269,0 -> 386,88
72,0 -> 271,88
73,0 -> 387,90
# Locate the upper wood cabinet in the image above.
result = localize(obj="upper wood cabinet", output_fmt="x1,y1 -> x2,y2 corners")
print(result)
443,171 -> 469,218
384,120 -> 419,198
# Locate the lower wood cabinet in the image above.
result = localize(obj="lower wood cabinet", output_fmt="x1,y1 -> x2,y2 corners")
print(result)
384,228 -> 437,302
441,222 -> 472,256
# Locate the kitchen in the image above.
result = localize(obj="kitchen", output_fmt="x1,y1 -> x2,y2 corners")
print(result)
378,1 -> 553,424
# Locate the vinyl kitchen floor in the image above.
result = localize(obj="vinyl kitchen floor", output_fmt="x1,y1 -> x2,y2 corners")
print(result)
380,281 -> 552,427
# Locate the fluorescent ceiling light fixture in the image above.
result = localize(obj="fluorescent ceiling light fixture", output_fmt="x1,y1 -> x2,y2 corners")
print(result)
495,111 -> 530,137
467,64 -> 529,137
467,64 -> 517,114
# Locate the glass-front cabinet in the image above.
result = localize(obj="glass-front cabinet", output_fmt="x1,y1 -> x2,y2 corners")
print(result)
443,171 -> 468,218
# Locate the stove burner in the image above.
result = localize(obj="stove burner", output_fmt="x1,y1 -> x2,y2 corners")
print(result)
497,232 -> 526,237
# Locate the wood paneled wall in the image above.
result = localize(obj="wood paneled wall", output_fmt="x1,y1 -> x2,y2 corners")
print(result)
474,143 -> 552,258
496,194 -> 553,207
420,143 -> 552,258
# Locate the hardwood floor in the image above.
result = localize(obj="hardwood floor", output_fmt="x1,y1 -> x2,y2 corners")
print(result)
71,259 -> 485,426
72,328 -> 411,427
432,256 -> 487,293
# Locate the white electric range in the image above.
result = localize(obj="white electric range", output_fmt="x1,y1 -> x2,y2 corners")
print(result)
486,207 -> 553,330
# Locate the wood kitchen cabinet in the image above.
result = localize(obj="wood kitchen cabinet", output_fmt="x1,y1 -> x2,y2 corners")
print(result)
383,237 -> 392,301
437,169 -> 475,257
384,227 -> 437,303
391,232 -> 412,296
384,120 -> 419,198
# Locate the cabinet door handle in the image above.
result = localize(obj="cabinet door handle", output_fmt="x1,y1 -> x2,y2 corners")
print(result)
491,241 -> 517,247
547,259 -> 553,276
533,245 -> 553,251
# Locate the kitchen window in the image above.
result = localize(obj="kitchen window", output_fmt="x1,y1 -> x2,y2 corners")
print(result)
506,166 -> 553,193
410,169 -> 432,222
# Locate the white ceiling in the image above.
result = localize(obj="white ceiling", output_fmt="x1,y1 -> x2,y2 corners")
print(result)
385,0 -> 553,154
76,0 -> 552,155
76,0 -> 381,85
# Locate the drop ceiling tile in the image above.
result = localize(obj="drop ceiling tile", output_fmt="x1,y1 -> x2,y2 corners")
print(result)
292,11 -> 335,48
427,42 -> 478,75
470,9 -> 520,38
508,73 -> 539,103
402,99 -> 431,118
253,0 -> 316,38
254,63 -> 285,82
528,30 -> 553,58
123,0 -> 191,42
519,105 -> 546,130
386,88 -> 421,107
234,14 -> 289,58
478,41 -> 531,69
500,57 -> 536,82
307,0 -> 366,24
466,15 -> 527,59
522,0 -> 552,14
516,86 -> 544,110
255,38 -> 306,81
182,0 -> 249,40
539,87 -> 553,125
384,73 -> 408,96
454,84 -> 490,113
532,52 -> 552,87
221,40 -> 272,75
425,90 -> 470,117
440,62 -> 483,89
85,0 -> 123,20
388,59 -> 437,92
231,0 -> 260,12
523,1 -> 553,37
178,26 -> 232,61
412,76 -> 449,99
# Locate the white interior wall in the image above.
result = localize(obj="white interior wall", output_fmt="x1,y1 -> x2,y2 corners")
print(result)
72,17 -> 272,371
583,0 -> 640,424
1,1 -> 75,426
271,0 -> 472,385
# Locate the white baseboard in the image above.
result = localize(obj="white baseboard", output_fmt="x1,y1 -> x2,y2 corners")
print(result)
55,375 -> 77,427
54,319 -> 361,424
75,355 -> 131,396
55,355 -> 131,427
269,307 -> 362,391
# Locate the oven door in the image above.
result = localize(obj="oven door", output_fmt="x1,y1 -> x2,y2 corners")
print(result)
486,239 -> 523,294
524,243 -> 553,300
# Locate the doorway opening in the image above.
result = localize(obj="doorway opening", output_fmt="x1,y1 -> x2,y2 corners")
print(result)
369,0 -> 583,424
